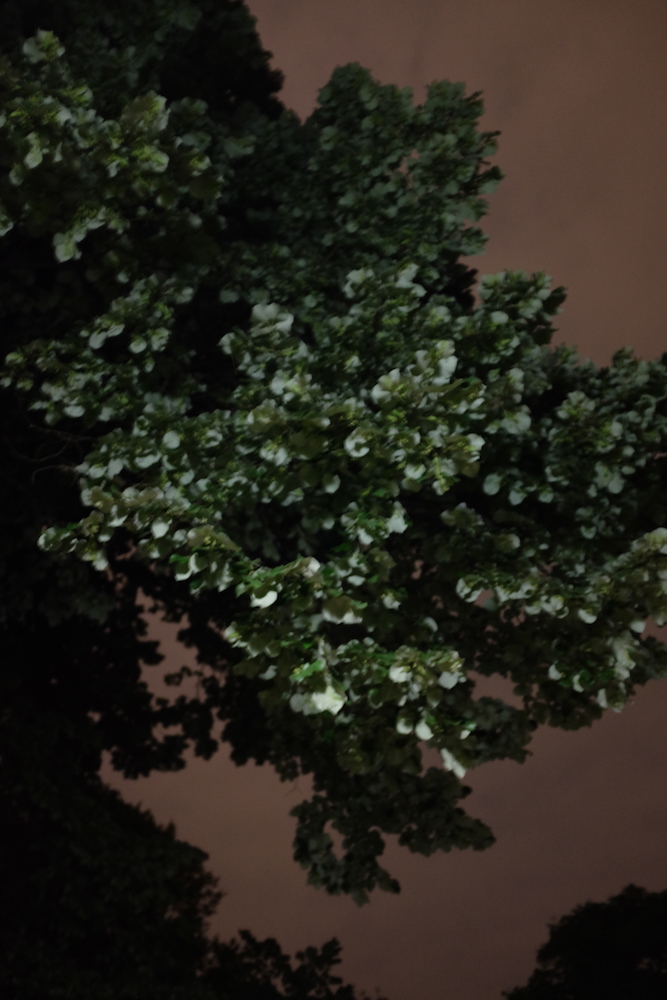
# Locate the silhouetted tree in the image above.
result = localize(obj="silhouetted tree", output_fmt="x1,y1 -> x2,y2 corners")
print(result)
503,884 -> 667,1000
0,757 -> 371,998
0,2 -> 385,996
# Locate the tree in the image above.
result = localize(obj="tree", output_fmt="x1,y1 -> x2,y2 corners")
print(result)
0,773 -> 370,1000
0,4 -> 388,995
503,884 -> 667,999
1,0 -> 667,914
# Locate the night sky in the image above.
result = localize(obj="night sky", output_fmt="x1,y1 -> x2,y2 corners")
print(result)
101,3 -> 667,998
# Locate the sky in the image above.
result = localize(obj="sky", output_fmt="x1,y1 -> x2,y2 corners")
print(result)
102,3 -> 667,998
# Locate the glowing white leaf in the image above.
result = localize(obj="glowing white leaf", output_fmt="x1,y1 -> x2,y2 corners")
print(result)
310,685 -> 345,715
135,453 -> 160,469
250,589 -> 278,609
344,432 -> 370,458
438,670 -> 463,690
404,463 -> 425,480
301,558 -> 321,578
389,665 -> 410,684
395,263 -> 419,287
386,503 -> 408,534
456,579 -> 483,603
323,474 -> 341,494
162,430 -> 181,449
382,593 -> 401,610
483,473 -> 502,495
440,748 -> 466,779
64,404 -> 85,418
415,719 -> 433,741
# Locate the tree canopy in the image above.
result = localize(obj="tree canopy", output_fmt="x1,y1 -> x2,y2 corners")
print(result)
2,0 -> 667,919
1,752 -> 372,1000
503,884 -> 667,999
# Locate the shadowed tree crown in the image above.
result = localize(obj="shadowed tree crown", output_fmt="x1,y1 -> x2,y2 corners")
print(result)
504,884 -> 667,1000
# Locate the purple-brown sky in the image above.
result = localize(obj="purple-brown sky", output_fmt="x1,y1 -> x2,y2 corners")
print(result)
102,3 -> 667,998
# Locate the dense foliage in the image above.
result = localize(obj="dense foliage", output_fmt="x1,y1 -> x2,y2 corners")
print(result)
2,754 -> 367,1000
2,0 -> 667,921
504,884 -> 667,999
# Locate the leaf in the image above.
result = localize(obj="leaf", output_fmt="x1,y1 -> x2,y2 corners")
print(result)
292,660 -> 325,683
